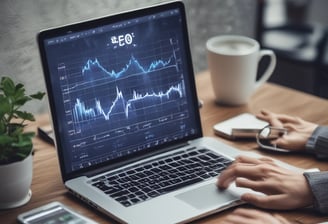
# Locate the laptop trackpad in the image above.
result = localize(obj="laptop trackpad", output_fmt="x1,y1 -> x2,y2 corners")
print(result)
175,183 -> 238,210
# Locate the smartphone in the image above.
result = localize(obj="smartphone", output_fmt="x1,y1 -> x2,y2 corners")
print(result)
17,201 -> 98,224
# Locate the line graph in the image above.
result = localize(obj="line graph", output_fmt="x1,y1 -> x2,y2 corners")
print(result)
62,38 -> 180,94
81,37 -> 179,79
73,82 -> 184,122
82,54 -> 177,79
59,37 -> 185,131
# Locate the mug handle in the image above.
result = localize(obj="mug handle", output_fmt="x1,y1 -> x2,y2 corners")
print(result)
255,49 -> 276,90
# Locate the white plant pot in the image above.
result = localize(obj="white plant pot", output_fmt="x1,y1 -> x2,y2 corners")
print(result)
0,153 -> 33,209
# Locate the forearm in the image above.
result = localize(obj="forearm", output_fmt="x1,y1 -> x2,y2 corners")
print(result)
306,126 -> 328,159
304,171 -> 328,214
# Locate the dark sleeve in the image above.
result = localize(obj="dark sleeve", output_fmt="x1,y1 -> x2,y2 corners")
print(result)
306,126 -> 328,159
304,171 -> 328,214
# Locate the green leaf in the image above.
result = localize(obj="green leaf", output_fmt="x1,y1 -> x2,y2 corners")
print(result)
0,95 -> 11,117
11,140 -> 32,148
0,122 -> 5,134
30,91 -> 45,100
16,151 -> 31,159
15,96 -> 31,106
15,83 -> 24,91
0,77 -> 16,96
14,111 -> 35,121
11,133 -> 33,148
0,135 -> 14,146
7,122 -> 25,135
14,83 -> 25,95
21,132 -> 35,139
13,85 -> 27,103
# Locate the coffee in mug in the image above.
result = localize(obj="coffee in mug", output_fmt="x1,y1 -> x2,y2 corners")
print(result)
206,35 -> 276,105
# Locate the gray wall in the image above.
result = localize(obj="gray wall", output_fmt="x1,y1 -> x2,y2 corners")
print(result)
0,0 -> 257,114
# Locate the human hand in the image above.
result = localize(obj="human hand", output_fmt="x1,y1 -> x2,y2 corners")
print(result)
221,208 -> 290,224
217,156 -> 314,210
256,109 -> 318,151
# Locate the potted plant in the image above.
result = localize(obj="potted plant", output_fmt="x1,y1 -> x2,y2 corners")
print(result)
0,76 -> 45,209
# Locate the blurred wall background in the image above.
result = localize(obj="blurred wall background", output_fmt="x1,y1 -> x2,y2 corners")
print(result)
0,0 -> 258,114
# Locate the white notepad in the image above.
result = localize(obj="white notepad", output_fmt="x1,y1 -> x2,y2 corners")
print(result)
213,113 -> 268,139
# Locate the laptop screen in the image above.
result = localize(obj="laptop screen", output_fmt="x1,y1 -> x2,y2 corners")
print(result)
38,2 -> 202,177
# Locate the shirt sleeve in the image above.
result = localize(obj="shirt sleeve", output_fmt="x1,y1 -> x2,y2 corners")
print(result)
304,171 -> 328,214
306,126 -> 328,159
304,126 -> 328,213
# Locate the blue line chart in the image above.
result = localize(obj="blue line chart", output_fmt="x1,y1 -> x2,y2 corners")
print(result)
73,82 -> 185,123
81,54 -> 176,79
61,51 -> 179,93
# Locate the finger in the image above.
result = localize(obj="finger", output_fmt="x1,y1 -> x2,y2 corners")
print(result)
235,178 -> 280,195
274,114 -> 300,124
255,109 -> 271,121
218,156 -> 277,189
218,156 -> 276,187
269,138 -> 290,150
273,138 -> 290,149
235,155 -> 274,164
258,109 -> 273,117
257,110 -> 301,129
274,136 -> 304,151
235,156 -> 276,168
241,193 -> 289,209
258,157 -> 276,164
216,173 -> 237,189
235,178 -> 263,192
282,123 -> 296,131
218,164 -> 268,188
256,110 -> 284,127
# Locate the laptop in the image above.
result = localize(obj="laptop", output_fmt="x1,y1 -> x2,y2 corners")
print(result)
37,1 -> 246,223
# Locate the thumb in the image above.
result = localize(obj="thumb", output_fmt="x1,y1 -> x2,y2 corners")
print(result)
273,138 -> 289,148
274,137 -> 304,151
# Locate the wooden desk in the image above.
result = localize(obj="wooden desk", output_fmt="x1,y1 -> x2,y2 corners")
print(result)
1,70 -> 328,224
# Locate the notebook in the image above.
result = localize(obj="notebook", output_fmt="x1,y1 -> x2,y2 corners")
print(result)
37,1 -> 246,223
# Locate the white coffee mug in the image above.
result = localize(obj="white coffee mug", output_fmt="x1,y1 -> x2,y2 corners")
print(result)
206,35 -> 276,105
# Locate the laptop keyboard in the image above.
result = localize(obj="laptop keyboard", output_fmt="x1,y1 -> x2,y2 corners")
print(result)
90,147 -> 232,207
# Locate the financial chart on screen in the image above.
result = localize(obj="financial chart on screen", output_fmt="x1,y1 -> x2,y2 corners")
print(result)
44,9 -> 198,171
